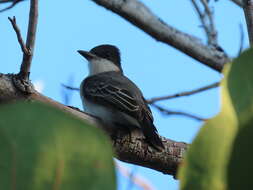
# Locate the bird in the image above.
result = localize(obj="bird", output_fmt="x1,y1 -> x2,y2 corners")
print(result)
78,44 -> 164,150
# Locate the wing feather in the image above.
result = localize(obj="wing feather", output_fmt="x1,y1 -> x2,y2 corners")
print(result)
82,72 -> 153,122
81,72 -> 163,149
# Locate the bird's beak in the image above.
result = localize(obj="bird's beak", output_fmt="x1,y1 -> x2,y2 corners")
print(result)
77,50 -> 96,60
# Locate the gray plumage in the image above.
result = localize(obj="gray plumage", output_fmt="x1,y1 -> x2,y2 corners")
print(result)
78,45 -> 164,150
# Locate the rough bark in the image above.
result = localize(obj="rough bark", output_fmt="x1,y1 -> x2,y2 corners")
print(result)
91,0 -> 230,72
0,73 -> 187,177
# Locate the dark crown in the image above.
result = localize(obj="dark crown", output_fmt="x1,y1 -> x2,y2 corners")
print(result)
90,45 -> 121,68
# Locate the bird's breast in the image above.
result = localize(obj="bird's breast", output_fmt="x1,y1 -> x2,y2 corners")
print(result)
82,99 -> 140,129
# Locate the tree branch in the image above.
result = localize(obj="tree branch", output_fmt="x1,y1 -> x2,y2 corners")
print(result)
115,162 -> 155,190
91,0 -> 230,72
61,84 -> 80,91
0,0 -> 25,12
8,17 -> 30,55
191,0 -> 210,40
243,0 -> 253,46
18,0 -> 38,80
151,104 -> 206,121
61,82 -> 215,121
147,82 -> 219,104
200,0 -> 217,45
191,0 -> 218,46
0,73 -> 187,177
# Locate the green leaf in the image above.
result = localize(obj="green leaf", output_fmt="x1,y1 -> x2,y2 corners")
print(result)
227,49 -> 253,189
178,49 -> 253,190
178,67 -> 238,189
0,101 -> 116,190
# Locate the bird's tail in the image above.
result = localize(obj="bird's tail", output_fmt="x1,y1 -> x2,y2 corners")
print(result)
142,118 -> 164,151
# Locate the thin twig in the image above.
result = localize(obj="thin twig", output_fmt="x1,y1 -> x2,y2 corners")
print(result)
147,82 -> 219,104
191,0 -> 218,46
237,23 -> 245,56
92,0 -> 230,72
191,0 -> 210,38
61,84 -> 80,91
8,17 -> 30,55
0,0 -> 17,3
61,76 -> 76,105
19,0 -> 38,80
115,162 -> 156,190
126,168 -> 136,190
61,81 -> 208,121
151,104 -> 207,121
243,0 -> 253,46
0,0 -> 25,12
201,0 -> 218,45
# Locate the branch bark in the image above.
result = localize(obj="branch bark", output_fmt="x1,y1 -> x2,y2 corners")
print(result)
19,0 -> 38,80
0,73 -> 187,177
8,17 -> 30,55
91,0 -> 230,72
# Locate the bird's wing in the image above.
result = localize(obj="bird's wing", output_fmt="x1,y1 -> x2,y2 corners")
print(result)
82,72 -> 163,150
82,73 -> 153,122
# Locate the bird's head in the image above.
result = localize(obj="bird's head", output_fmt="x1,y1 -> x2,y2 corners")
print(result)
78,44 -> 123,76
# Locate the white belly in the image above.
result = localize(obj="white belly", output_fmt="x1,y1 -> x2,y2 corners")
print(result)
82,99 -> 140,128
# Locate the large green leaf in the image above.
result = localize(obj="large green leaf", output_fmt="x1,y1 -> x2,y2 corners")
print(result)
178,49 -> 253,190
227,49 -> 253,189
0,101 -> 116,190
178,66 -> 238,190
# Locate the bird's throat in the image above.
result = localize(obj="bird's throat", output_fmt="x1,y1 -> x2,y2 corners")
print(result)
88,59 -> 120,76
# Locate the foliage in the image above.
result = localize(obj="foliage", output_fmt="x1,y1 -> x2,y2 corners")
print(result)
178,48 -> 253,190
0,102 -> 116,190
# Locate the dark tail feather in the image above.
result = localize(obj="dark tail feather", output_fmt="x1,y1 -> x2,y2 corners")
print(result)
142,119 -> 164,151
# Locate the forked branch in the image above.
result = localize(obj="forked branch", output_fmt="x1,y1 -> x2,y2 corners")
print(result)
8,0 -> 38,81
8,16 -> 30,55
19,0 -> 38,80
91,0 -> 230,72
191,0 -> 218,46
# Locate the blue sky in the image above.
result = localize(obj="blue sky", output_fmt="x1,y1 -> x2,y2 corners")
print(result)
0,0 -> 248,189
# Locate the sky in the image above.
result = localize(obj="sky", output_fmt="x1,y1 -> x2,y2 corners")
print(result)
0,0 -> 249,190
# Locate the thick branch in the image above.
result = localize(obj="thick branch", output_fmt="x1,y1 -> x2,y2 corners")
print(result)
0,73 -> 187,177
243,0 -> 253,46
91,0 -> 230,72
114,129 -> 187,176
19,0 -> 38,80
